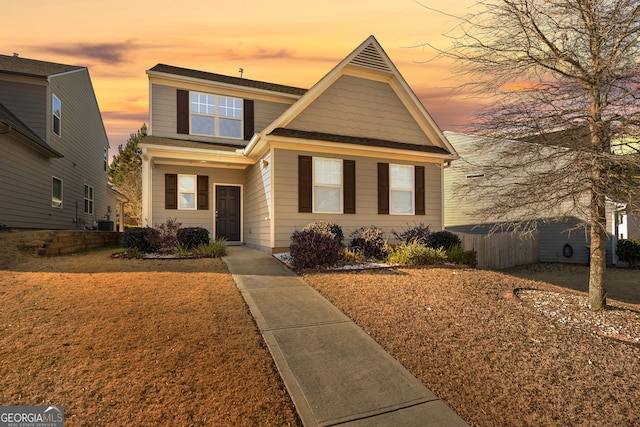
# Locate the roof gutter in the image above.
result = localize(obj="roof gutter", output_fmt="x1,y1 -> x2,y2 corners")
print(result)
243,133 -> 261,156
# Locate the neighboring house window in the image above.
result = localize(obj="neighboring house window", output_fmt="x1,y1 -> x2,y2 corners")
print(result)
84,184 -> 94,214
190,92 -> 242,139
52,94 -> 61,136
165,174 -> 209,210
298,156 -> 356,214
314,157 -> 342,213
103,148 -> 108,172
378,163 -> 425,215
52,177 -> 63,208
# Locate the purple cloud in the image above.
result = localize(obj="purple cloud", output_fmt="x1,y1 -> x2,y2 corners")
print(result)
38,42 -> 135,65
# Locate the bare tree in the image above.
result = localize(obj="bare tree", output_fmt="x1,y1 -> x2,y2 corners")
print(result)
422,0 -> 640,309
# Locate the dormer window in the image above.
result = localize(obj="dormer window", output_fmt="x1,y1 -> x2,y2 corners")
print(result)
190,92 -> 242,139
52,94 -> 61,136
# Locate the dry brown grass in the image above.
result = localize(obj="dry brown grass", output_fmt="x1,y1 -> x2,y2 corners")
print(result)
304,267 -> 640,427
0,231 -> 300,427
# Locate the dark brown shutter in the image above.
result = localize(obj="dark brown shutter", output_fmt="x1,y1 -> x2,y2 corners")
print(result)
177,89 -> 189,134
243,99 -> 254,141
298,156 -> 312,213
165,174 -> 178,209
197,175 -> 209,210
377,163 -> 389,215
343,159 -> 356,214
415,165 -> 425,215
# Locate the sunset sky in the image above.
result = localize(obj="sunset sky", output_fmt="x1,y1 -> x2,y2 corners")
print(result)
4,0 -> 478,158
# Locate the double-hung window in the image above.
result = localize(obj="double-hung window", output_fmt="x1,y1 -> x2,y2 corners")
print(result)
52,94 -> 61,136
84,184 -> 94,214
178,175 -> 196,210
313,157 -> 342,213
390,164 -> 414,214
52,177 -> 63,208
190,92 -> 242,139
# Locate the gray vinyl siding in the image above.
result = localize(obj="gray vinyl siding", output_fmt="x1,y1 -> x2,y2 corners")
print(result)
0,78 -> 47,140
150,164 -> 245,236
271,148 -> 443,249
243,151 -> 272,250
287,75 -> 432,146
0,70 -> 112,230
151,83 -> 294,140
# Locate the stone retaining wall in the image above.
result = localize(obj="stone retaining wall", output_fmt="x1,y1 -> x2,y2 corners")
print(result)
39,231 -> 122,256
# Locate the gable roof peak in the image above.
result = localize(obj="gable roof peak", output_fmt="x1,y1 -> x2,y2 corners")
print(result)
0,54 -> 84,78
348,35 -> 393,73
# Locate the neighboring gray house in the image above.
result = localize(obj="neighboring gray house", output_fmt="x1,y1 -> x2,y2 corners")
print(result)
443,131 -> 622,265
0,54 -> 120,230
140,36 -> 458,252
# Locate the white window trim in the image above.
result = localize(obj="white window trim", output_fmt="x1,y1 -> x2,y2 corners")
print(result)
390,164 -> 414,215
190,92 -> 243,139
313,157 -> 343,214
84,184 -> 94,214
178,174 -> 197,210
52,94 -> 61,137
52,176 -> 63,208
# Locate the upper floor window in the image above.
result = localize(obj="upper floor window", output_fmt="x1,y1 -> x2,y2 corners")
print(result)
84,184 -> 94,214
103,148 -> 108,172
190,92 -> 242,139
314,157 -> 342,213
52,94 -> 61,136
52,177 -> 63,208
390,164 -> 414,214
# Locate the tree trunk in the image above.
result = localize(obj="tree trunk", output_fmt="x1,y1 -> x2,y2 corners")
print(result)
588,188 -> 607,310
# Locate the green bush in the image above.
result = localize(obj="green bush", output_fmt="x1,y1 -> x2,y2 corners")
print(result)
392,223 -> 432,245
428,231 -> 462,250
194,239 -> 227,257
616,239 -> 640,267
350,226 -> 387,259
121,227 -> 160,253
290,229 -> 342,269
303,221 -> 344,246
387,242 -> 448,266
177,227 -> 211,249
447,245 -> 478,268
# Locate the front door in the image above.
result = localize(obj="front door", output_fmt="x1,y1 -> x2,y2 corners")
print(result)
216,185 -> 241,241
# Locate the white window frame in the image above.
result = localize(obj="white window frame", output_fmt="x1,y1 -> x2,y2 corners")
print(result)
52,176 -> 63,208
190,92 -> 243,139
178,174 -> 197,210
84,184 -> 94,214
390,164 -> 414,215
313,157 -> 342,214
52,94 -> 61,136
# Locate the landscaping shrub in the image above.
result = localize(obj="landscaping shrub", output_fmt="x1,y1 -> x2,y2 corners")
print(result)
194,239 -> 227,257
148,218 -> 182,252
387,242 -> 448,266
616,239 -> 640,267
121,227 -> 160,253
177,227 -> 211,249
447,245 -> 478,268
392,223 -> 432,245
428,230 -> 462,250
303,221 -> 344,246
350,226 -> 387,259
290,229 -> 342,269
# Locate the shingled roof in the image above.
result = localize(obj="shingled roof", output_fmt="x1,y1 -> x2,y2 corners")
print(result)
269,128 -> 453,155
148,64 -> 307,96
0,102 -> 63,158
0,54 -> 84,78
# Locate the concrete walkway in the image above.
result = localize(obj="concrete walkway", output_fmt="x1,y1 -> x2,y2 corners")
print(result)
223,246 -> 469,427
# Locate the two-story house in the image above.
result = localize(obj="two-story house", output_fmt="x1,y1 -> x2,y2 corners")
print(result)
140,36 -> 458,252
0,54 -> 123,231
